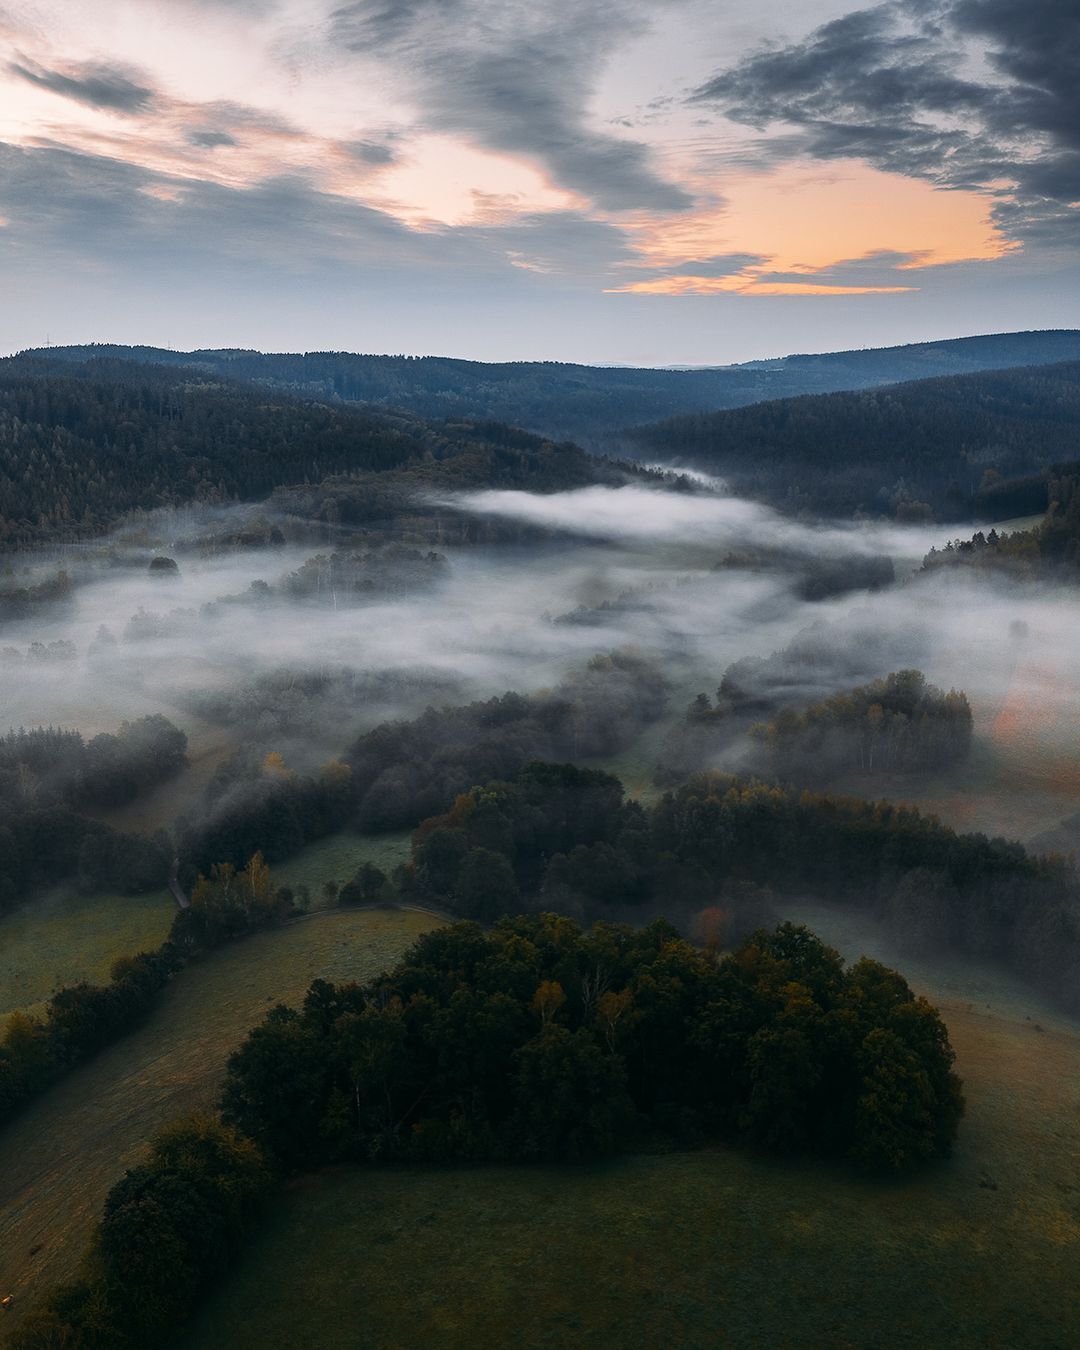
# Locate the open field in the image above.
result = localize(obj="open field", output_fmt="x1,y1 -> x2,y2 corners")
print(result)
182,972 -> 1080,1350
0,887 -> 175,1027
0,908 -> 442,1328
271,830 -> 414,900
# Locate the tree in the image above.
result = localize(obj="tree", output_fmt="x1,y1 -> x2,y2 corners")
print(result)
511,1025 -> 633,1159
454,847 -> 519,923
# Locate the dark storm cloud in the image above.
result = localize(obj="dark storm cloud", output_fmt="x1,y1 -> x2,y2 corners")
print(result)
330,0 -> 694,213
690,0 -> 1080,250
8,57 -> 157,114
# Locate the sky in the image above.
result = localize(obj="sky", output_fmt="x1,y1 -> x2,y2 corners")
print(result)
0,0 -> 1077,364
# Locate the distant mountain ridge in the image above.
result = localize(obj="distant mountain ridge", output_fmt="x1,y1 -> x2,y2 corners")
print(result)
25,330 -> 1080,446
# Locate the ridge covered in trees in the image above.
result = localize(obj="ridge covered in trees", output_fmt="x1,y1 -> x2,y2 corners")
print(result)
0,357 -> 627,548
29,330 -> 1080,446
629,361 -> 1080,521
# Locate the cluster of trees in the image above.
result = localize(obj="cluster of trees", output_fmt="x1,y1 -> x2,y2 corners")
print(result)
8,1115 -> 271,1350
0,853 -> 293,1132
0,717 -> 185,911
346,651 -> 669,831
197,545 -> 451,619
0,715 -> 187,812
401,761 -> 1080,1013
630,361 -> 1080,521
0,567 -> 75,621
10,910 -> 965,1346
659,622 -> 918,784
187,664 -> 461,741
749,670 -> 973,779
220,916 -> 963,1171
279,544 -> 448,604
921,527 -> 1042,578
36,331 -> 1080,447
0,638 -> 77,664
0,807 -> 171,913
177,755 -> 354,881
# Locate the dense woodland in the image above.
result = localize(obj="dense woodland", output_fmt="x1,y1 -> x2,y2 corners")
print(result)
344,651 -> 668,831
0,357 -> 624,548
34,330 -> 1080,446
631,362 -> 1080,520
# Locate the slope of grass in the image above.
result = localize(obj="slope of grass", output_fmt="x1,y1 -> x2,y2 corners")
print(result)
0,908 -> 442,1325
181,920 -> 1080,1350
0,887 -> 175,1027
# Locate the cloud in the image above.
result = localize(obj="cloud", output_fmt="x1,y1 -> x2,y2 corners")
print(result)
343,137 -> 398,165
187,129 -> 238,148
0,138 -> 635,289
690,0 -> 1080,251
8,57 -> 157,114
329,0 -> 694,213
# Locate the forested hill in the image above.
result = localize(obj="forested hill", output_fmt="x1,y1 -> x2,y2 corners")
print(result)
26,329 -> 1080,446
629,360 -> 1080,522
0,356 -> 616,548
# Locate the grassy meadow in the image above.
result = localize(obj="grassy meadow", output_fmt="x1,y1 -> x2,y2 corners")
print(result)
180,986 -> 1080,1350
0,908 -> 443,1328
178,945 -> 1080,1350
0,886 -> 175,1028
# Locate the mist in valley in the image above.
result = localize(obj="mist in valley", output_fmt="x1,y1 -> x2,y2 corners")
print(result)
2,478 -> 1077,852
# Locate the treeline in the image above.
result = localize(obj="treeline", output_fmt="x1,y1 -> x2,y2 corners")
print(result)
185,665 -> 462,741
0,567 -> 74,621
177,756 -> 355,883
749,670 -> 973,778
0,357 -> 617,548
34,330 -> 1080,446
0,854 -> 293,1133
403,763 -> 1080,1012
0,716 -> 187,912
0,715 -> 187,811
922,461 -> 1080,579
629,361 -> 1080,521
